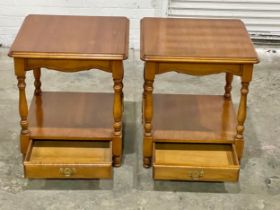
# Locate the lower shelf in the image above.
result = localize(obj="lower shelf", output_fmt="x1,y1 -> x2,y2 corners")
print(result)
153,94 -> 237,143
153,143 -> 239,182
28,92 -> 114,140
24,140 -> 112,179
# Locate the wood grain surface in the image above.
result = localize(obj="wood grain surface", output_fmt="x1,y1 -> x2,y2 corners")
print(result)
9,15 -> 129,60
153,94 -> 237,143
141,17 -> 258,63
154,143 -> 237,166
153,143 -> 239,181
24,140 -> 112,179
28,140 -> 111,164
28,92 -> 114,140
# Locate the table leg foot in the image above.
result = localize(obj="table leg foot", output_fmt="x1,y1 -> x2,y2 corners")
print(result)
143,157 -> 151,168
113,156 -> 121,167
235,139 -> 244,161
20,134 -> 29,155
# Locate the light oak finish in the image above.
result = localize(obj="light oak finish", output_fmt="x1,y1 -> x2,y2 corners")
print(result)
224,73 -> 234,99
24,140 -> 112,179
9,15 -> 129,60
33,68 -> 41,96
153,143 -> 239,182
153,94 -> 237,143
9,15 -> 128,179
141,18 -> 258,182
28,92 -> 114,141
141,18 -> 258,63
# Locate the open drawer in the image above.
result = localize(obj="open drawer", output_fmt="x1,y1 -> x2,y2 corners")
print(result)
153,143 -> 240,182
24,140 -> 112,179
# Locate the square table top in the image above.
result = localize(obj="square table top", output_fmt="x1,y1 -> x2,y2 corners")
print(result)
141,18 -> 258,64
9,15 -> 129,60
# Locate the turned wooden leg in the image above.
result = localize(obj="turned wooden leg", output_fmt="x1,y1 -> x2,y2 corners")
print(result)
143,62 -> 156,168
224,73 -> 233,99
33,68 -> 41,96
121,81 -> 124,113
33,68 -> 43,129
142,94 -> 145,125
235,64 -> 253,160
17,75 -> 30,154
141,71 -> 146,125
235,81 -> 250,160
15,59 -> 30,154
112,61 -> 124,167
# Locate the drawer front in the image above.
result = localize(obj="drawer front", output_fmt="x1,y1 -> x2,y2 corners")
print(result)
153,143 -> 240,182
153,165 -> 239,182
24,140 -> 112,179
24,164 -> 112,179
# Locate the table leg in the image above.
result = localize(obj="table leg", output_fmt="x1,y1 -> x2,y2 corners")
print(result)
235,64 -> 253,160
142,70 -> 145,125
224,73 -> 233,99
33,68 -> 42,96
112,61 -> 124,167
235,81 -> 249,160
15,59 -> 30,154
143,63 -> 156,168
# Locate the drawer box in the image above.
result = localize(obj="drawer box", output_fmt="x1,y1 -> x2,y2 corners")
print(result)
24,140 -> 112,179
153,143 -> 239,182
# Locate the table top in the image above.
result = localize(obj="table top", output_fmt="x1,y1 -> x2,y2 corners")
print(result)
9,15 -> 129,60
141,18 -> 258,63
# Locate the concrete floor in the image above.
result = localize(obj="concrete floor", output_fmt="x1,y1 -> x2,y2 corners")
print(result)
0,46 -> 279,210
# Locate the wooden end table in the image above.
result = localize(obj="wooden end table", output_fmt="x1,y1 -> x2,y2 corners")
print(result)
141,18 -> 259,182
9,15 -> 129,179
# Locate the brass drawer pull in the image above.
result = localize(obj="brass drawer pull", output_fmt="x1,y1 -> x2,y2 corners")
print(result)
59,168 -> 76,177
188,169 -> 204,180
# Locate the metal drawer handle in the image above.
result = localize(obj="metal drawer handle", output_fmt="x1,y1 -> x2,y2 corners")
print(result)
59,167 -> 76,177
188,169 -> 204,180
